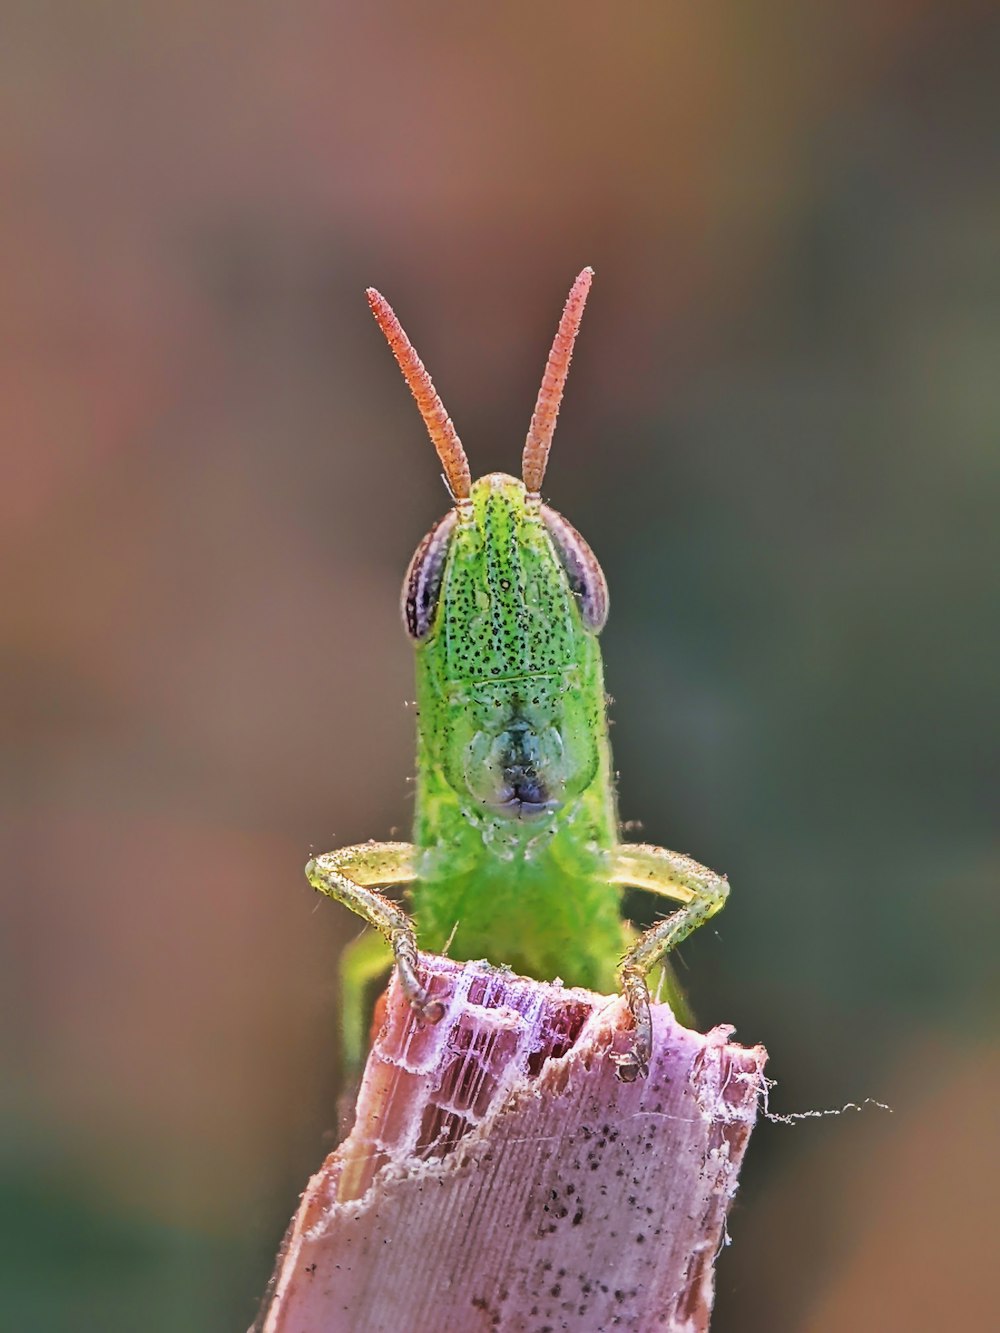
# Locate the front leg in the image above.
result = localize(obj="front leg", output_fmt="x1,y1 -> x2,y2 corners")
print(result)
305,841 -> 444,1047
609,843 -> 730,1081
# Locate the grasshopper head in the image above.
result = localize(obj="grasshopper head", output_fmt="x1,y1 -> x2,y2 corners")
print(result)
369,270 -> 608,824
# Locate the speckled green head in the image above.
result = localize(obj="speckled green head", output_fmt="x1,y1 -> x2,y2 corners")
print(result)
405,471 -> 608,822
368,269 -> 614,836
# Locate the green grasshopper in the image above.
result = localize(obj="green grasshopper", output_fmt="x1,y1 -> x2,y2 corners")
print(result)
306,268 -> 729,1081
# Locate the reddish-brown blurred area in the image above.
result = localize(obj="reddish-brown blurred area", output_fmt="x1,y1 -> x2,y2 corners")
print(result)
2,4 -> 996,1329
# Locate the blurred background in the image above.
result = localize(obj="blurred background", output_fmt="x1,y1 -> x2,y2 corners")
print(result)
2,3 -> 997,1330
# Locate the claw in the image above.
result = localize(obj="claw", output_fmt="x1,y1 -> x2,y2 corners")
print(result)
610,1048 -> 649,1083
613,967 -> 652,1081
413,995 -> 445,1025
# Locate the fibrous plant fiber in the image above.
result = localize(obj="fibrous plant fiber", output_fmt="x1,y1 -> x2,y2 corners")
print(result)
256,955 -> 765,1333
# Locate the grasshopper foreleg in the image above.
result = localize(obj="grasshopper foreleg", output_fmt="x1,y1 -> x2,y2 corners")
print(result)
609,843 -> 730,1081
306,842 -> 444,1047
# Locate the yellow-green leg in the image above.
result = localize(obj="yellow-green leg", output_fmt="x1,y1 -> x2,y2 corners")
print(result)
338,929 -> 394,1073
305,841 -> 443,1067
609,843 -> 730,1081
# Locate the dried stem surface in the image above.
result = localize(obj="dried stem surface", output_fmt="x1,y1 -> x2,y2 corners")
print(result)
255,956 -> 765,1333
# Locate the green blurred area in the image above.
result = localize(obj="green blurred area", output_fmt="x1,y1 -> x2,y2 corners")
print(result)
2,4 -> 996,1330
0,1157 -> 250,1333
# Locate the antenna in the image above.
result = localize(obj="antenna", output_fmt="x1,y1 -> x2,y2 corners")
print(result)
367,288 -> 472,501
522,267 -> 594,495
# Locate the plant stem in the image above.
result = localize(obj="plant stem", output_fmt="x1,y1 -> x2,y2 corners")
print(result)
255,955 -> 766,1333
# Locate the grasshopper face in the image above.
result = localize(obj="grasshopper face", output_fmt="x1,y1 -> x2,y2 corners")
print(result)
404,472 -> 608,821
368,268 -> 604,830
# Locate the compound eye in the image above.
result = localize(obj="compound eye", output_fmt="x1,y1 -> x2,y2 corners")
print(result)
401,509 -> 458,641
541,505 -> 609,633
